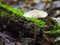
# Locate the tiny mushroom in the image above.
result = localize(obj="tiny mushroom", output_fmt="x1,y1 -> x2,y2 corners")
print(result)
23,9 -> 48,44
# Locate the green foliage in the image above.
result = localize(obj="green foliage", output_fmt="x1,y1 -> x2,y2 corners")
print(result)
56,24 -> 60,29
26,18 -> 46,26
47,24 -> 60,35
0,2 -> 46,26
48,29 -> 60,36
0,2 -> 24,17
0,11 -> 7,17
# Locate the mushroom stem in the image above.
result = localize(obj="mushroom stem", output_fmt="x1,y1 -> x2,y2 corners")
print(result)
33,18 -> 37,45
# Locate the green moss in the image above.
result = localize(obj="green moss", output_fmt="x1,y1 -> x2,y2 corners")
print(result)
0,2 -> 24,17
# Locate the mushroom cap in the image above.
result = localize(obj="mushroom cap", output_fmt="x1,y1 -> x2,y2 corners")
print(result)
23,9 -> 48,18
